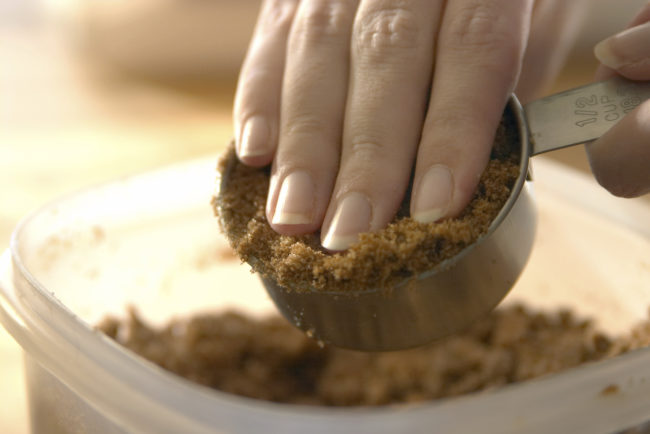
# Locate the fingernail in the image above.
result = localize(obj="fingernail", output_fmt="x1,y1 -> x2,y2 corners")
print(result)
595,21 -> 650,70
412,165 -> 453,223
271,171 -> 314,225
239,115 -> 270,158
321,192 -> 372,251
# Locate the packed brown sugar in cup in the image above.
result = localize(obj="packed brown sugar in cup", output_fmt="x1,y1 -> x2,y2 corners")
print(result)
214,110 -> 521,292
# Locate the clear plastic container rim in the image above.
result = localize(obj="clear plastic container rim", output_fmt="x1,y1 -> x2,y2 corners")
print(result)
1,157 -> 650,433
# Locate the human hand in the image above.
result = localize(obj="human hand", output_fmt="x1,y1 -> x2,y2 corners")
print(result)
233,0 -> 583,250
588,4 -> 650,198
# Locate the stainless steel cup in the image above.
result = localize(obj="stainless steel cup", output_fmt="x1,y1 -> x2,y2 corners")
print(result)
217,77 -> 650,351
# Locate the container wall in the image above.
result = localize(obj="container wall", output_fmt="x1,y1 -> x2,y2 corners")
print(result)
24,355 -> 126,434
3,158 -> 650,434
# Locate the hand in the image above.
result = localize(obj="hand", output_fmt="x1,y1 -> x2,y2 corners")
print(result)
588,3 -> 650,198
234,0 -> 584,250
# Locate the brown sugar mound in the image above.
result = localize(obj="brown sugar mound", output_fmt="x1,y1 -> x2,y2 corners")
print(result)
98,305 -> 621,406
214,111 -> 521,292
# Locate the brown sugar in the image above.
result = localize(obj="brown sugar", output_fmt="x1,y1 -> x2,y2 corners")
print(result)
98,304 -> 628,406
213,110 -> 521,292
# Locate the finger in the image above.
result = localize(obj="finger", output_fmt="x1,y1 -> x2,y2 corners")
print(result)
516,0 -> 587,103
594,4 -> 650,81
410,0 -> 533,223
589,2 -> 650,198
266,0 -> 359,235
233,0 -> 299,167
594,3 -> 650,81
586,100 -> 650,198
320,0 -> 444,251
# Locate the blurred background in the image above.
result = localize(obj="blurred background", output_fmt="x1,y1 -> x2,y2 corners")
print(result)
0,0 -> 648,432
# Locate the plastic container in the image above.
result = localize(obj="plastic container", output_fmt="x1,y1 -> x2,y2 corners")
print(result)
1,156 -> 650,434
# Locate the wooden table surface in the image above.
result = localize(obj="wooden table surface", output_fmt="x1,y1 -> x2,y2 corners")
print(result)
1,12 -> 647,434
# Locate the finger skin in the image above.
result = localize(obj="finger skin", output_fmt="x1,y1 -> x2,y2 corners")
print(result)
233,0 -> 299,167
588,3 -> 650,198
595,1 -> 650,81
410,0 -> 533,222
595,21 -> 650,81
319,0 -> 444,250
587,100 -> 650,198
267,0 -> 358,235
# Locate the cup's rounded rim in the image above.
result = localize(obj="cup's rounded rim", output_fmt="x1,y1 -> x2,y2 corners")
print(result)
216,95 -> 533,296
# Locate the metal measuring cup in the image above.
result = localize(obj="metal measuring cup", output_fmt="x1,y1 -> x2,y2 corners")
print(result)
217,77 -> 650,351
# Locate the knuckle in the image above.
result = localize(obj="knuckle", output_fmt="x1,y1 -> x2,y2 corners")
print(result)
283,115 -> 329,138
446,3 -> 522,70
448,3 -> 505,48
428,110 -> 488,142
348,137 -> 388,161
237,67 -> 277,97
260,0 -> 298,34
292,0 -> 354,46
427,108 -> 467,129
354,6 -> 421,59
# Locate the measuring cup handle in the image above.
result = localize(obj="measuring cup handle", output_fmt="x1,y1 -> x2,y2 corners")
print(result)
523,77 -> 650,156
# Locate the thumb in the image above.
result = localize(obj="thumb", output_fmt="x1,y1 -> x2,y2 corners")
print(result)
586,101 -> 650,198
586,8 -> 650,198
594,7 -> 650,81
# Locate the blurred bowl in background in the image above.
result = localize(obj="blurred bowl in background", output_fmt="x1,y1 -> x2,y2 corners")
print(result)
76,0 -> 261,80
44,0 -> 648,81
